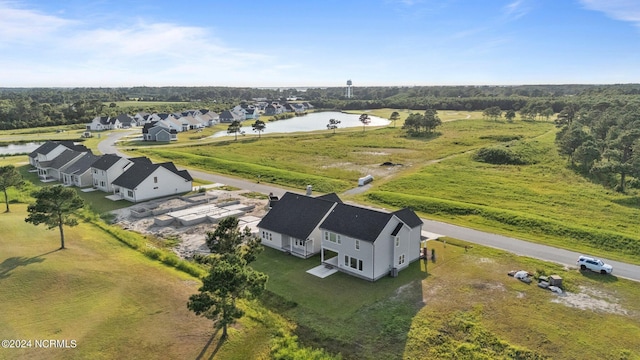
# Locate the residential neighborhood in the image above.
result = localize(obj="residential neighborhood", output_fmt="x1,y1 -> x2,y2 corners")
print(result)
28,140 -> 193,202
85,101 -> 313,142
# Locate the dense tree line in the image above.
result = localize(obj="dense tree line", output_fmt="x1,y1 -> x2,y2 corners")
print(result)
555,101 -> 640,192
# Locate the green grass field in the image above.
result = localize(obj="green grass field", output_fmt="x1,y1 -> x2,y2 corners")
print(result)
4,109 -> 640,359
3,202 -> 639,359
124,113 -> 640,263
253,241 -> 640,359
0,205 -> 286,360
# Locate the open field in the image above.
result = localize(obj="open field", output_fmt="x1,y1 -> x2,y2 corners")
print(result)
3,202 -> 639,359
0,127 -> 86,147
127,114 -> 552,192
124,113 -> 640,263
0,205 -> 282,360
4,111 -> 640,359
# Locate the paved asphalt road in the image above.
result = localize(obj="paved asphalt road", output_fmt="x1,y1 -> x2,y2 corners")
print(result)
99,131 -> 640,282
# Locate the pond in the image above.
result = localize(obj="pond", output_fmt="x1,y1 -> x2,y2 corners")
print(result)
0,142 -> 43,155
211,111 -> 390,138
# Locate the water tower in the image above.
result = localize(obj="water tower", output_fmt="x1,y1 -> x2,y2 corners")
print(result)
346,79 -> 353,98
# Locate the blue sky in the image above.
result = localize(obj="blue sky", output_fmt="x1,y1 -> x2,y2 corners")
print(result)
1,0 -> 640,87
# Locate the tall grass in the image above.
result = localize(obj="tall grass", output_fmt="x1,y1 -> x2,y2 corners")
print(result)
126,117 -> 640,262
366,191 -> 640,260
79,210 -> 206,278
133,148 -> 351,193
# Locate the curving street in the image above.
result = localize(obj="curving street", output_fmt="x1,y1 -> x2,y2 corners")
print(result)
99,131 -> 640,283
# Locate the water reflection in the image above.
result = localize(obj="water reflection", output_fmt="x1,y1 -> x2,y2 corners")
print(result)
0,142 -> 43,155
211,111 -> 389,138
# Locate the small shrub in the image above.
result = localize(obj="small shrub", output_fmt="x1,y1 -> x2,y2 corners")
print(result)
473,147 -> 527,165
479,135 -> 523,142
144,246 -> 162,260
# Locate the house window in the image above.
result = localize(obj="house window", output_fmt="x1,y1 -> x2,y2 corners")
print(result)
344,256 -> 363,272
328,233 -> 341,244
355,240 -> 360,250
395,237 -> 400,247
398,254 -> 405,265
154,176 -> 158,183
100,181 -> 105,187
127,190 -> 134,197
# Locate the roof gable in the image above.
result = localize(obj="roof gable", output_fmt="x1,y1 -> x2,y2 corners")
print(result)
392,208 -> 423,228
257,192 -> 337,240
29,141 -> 59,158
111,162 -> 160,189
63,152 -> 100,174
111,161 -> 191,189
320,203 -> 393,242
91,153 -> 125,170
115,113 -> 134,124
29,140 -> 88,159
39,149 -> 82,169
315,193 -> 343,203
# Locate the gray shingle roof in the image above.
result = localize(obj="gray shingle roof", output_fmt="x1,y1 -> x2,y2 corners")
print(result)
257,192 -> 339,241
111,161 -> 191,189
91,154 -> 124,171
320,203 -> 393,243
392,208 -> 423,228
315,193 -> 343,203
29,141 -> 60,158
63,152 -> 100,175
39,149 -> 83,170
30,140 -> 89,159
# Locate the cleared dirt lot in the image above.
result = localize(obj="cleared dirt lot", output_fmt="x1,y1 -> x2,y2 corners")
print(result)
110,188 -> 270,259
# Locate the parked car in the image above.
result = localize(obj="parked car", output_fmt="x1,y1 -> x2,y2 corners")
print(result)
577,255 -> 613,274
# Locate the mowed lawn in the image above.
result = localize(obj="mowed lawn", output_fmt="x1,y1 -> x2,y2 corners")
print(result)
0,205 -> 228,360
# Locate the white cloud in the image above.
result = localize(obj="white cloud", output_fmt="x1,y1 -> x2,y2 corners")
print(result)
579,0 -> 640,25
0,1 -> 74,43
502,0 -> 531,21
0,1 -> 287,86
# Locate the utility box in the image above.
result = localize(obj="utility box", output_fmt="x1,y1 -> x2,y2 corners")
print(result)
549,275 -> 563,287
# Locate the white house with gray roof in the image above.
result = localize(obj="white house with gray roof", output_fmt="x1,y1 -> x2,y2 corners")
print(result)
36,149 -> 86,182
257,192 -> 342,258
319,204 -> 423,281
29,141 -> 90,181
90,154 -> 149,192
60,152 -> 101,188
257,191 -> 423,280
110,161 -> 192,202
86,116 -> 122,131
